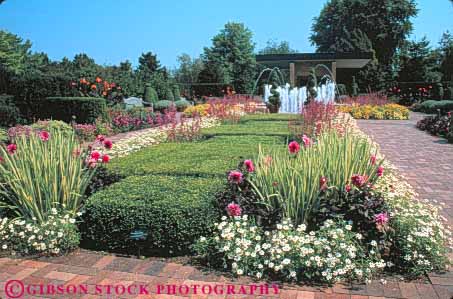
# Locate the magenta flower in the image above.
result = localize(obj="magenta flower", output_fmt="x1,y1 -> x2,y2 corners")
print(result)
7,144 -> 16,155
370,155 -> 377,165
377,166 -> 384,177
103,139 -> 113,150
351,174 -> 367,188
39,131 -> 50,142
96,135 -> 106,142
102,155 -> 110,163
302,135 -> 312,147
319,176 -> 328,190
227,202 -> 242,216
288,141 -> 300,154
90,151 -> 101,160
374,212 -> 389,225
244,159 -> 254,172
87,158 -> 97,168
345,185 -> 351,192
228,171 -> 244,184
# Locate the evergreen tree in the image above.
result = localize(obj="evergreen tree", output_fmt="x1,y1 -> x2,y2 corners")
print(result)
138,51 -> 161,82
398,37 -> 440,82
203,22 -> 256,94
258,40 -> 297,55
439,32 -> 453,81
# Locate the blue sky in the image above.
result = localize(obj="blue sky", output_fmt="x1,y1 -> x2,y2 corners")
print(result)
1,0 -> 452,69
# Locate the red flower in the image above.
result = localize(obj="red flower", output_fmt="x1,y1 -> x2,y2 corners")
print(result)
351,174 -> 367,188
96,135 -> 105,142
39,131 -> 50,142
110,82 -> 116,88
228,171 -> 243,184
319,176 -> 328,190
377,166 -> 384,177
370,155 -> 377,165
7,144 -> 16,154
288,141 -> 300,154
103,140 -> 113,150
95,77 -> 102,83
102,155 -> 110,163
91,84 -> 97,90
345,185 -> 351,192
90,151 -> 101,160
244,159 -> 254,172
0,156 -> 3,163
226,202 -> 242,216
272,181 -> 279,187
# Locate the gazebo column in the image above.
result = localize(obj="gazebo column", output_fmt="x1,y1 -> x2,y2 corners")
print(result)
289,62 -> 295,87
331,61 -> 337,81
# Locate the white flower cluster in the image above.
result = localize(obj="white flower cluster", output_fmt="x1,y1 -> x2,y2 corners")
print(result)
96,117 -> 220,158
0,210 -> 80,256
199,216 -> 384,283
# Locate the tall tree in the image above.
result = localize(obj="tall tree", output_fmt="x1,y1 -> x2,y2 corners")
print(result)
398,37 -> 440,82
258,40 -> 297,55
0,30 -> 32,74
174,53 -> 204,97
311,0 -> 418,87
203,22 -> 256,94
439,32 -> 453,81
138,51 -> 161,82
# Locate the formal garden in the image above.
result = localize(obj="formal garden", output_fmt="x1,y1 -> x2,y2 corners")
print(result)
1,1 -> 453,298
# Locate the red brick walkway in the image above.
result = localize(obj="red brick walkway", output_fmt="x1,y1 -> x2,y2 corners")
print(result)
1,113 -> 453,299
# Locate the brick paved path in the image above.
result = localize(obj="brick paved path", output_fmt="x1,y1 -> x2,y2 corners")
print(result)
1,112 -> 453,299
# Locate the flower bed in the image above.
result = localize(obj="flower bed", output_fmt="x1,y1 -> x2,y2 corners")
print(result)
339,103 -> 410,120
416,113 -> 453,142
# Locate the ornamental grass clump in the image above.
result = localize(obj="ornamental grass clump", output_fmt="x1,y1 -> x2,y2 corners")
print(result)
0,129 -> 100,222
249,130 -> 382,225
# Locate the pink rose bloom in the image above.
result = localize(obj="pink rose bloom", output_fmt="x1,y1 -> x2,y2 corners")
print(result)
7,144 -> 17,154
228,171 -> 244,184
90,151 -> 101,160
351,174 -> 367,187
302,135 -> 312,147
370,155 -> 377,165
96,135 -> 106,142
227,202 -> 242,216
288,141 -> 300,154
345,185 -> 351,192
377,166 -> 384,177
103,139 -> 113,150
102,155 -> 110,163
39,131 -> 50,142
244,159 -> 254,172
374,212 -> 389,225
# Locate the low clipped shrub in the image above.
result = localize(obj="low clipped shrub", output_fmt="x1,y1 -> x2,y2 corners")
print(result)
81,175 -> 224,255
413,100 -> 453,114
153,100 -> 174,112
174,99 -> 191,111
35,97 -> 107,124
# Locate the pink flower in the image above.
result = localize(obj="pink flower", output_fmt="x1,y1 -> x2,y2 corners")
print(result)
244,160 -> 254,172
351,174 -> 367,188
0,156 -> 3,163
227,202 -> 242,216
377,166 -> 384,177
7,144 -> 16,154
90,151 -> 101,160
39,131 -> 50,142
96,135 -> 105,142
319,176 -> 328,190
302,135 -> 312,147
370,155 -> 376,165
374,212 -> 389,225
345,185 -> 351,192
288,141 -> 300,154
102,155 -> 110,163
228,171 -> 244,184
87,158 -> 97,168
103,139 -> 113,149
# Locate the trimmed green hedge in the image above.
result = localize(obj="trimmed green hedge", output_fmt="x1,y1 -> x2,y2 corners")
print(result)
108,135 -> 284,178
414,100 -> 453,114
153,100 -> 174,111
81,175 -> 223,255
36,97 -> 106,124
202,120 -> 291,137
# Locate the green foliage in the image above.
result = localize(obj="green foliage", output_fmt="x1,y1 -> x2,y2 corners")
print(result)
173,85 -> 181,100
174,54 -> 204,97
250,131 -> 381,225
202,22 -> 257,94
0,129 -> 96,223
267,86 -> 281,113
82,175 -> 223,255
174,99 -> 191,111
108,135 -> 283,178
0,128 -> 8,144
0,30 -> 32,74
153,100 -> 173,111
138,51 -> 161,82
36,97 -> 106,124
0,94 -> 22,126
414,100 -> 453,114
165,87 -> 175,101
258,40 -> 297,54
143,83 -> 158,104
30,120 -> 74,135
203,120 -> 290,137
439,32 -> 453,81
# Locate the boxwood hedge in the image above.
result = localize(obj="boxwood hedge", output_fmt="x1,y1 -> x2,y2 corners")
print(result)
36,97 -> 106,124
81,175 -> 224,256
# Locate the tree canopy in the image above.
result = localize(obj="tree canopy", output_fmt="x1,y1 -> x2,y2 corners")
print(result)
258,40 -> 297,55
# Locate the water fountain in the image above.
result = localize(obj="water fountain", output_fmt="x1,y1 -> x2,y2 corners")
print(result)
256,64 -> 338,113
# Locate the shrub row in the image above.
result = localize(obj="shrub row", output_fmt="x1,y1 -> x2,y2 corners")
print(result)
34,97 -> 106,124
0,94 -> 22,127
413,100 -> 453,114
81,175 -> 224,255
